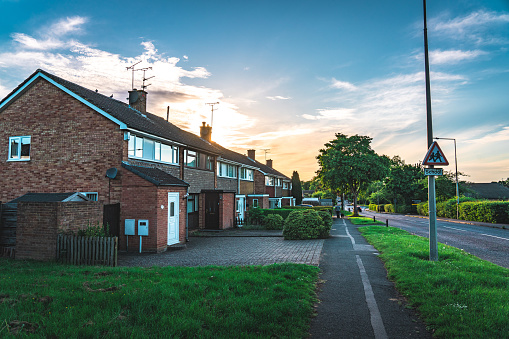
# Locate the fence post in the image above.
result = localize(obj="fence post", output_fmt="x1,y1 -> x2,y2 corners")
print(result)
386,219 -> 389,227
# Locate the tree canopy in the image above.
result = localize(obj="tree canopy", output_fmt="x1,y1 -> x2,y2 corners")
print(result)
317,133 -> 389,216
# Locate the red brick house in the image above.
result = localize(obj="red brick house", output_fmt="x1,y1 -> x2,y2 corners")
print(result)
0,69 -> 292,254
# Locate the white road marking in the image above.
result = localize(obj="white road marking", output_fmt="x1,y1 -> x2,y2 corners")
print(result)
356,255 -> 388,339
443,226 -> 509,241
344,220 -> 355,244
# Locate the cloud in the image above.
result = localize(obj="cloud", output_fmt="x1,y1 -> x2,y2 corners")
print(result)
0,16 -> 253,144
430,10 -> 509,45
330,78 -> 357,91
47,16 -> 87,37
266,95 -> 291,100
10,16 -> 88,51
429,49 -> 488,64
302,108 -> 356,120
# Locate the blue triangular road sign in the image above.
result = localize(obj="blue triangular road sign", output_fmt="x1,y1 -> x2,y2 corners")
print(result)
423,141 -> 449,166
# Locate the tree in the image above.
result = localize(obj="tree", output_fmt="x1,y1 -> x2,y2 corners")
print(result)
499,178 -> 509,188
291,171 -> 303,205
317,133 -> 390,217
383,156 -> 426,207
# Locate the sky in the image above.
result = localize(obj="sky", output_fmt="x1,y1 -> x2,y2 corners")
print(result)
0,0 -> 508,183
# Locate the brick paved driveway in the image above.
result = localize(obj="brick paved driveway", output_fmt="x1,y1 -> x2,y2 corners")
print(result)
118,234 -> 324,267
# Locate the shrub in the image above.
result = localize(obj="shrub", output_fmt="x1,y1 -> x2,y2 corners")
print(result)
459,201 -> 509,224
77,222 -> 109,237
317,211 -> 333,238
396,205 -> 414,214
247,208 -> 264,224
283,210 -> 328,240
369,204 -> 377,211
263,214 -> 284,230
384,204 -> 395,213
417,202 -> 428,216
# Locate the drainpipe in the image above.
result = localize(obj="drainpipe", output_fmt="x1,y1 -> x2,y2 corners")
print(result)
185,187 -> 189,242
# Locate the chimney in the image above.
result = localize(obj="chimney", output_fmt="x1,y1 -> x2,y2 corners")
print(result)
128,89 -> 147,113
200,121 -> 212,142
266,159 -> 273,168
247,149 -> 256,160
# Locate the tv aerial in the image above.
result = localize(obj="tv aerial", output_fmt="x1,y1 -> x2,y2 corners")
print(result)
126,61 -> 153,90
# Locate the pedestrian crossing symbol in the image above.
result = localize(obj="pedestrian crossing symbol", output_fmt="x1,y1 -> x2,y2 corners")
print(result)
422,141 -> 449,166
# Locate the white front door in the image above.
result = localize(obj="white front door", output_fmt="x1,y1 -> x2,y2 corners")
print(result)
236,196 -> 246,221
168,192 -> 179,246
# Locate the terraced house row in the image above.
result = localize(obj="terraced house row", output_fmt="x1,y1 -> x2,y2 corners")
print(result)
0,69 -> 294,254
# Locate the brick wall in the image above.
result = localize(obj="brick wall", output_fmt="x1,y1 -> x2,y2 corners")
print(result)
0,78 -> 124,203
217,177 -> 237,192
184,168 -> 215,194
239,180 -> 254,195
253,170 -> 266,194
219,192 -> 235,229
16,201 -> 103,261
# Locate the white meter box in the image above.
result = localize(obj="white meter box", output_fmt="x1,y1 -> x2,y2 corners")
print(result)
125,219 -> 135,235
138,220 -> 149,236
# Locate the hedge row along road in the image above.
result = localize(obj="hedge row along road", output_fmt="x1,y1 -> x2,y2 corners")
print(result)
362,209 -> 509,269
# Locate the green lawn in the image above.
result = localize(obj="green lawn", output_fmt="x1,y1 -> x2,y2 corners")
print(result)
0,259 -> 318,338
342,210 -> 385,225
360,226 -> 509,338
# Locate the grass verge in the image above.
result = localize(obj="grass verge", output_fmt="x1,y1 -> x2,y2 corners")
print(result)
0,259 -> 318,338
359,226 -> 509,338
348,216 -> 385,225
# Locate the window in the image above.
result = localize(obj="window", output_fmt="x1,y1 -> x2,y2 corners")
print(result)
283,182 -> 289,189
240,168 -> 253,181
185,150 -> 199,167
8,136 -> 31,161
265,176 -> 274,186
276,178 -> 282,187
206,155 -> 214,171
218,162 -> 237,178
252,199 -> 259,208
187,194 -> 199,213
128,133 -> 178,164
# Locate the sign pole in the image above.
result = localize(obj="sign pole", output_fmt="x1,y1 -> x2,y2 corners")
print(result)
423,0 -> 438,261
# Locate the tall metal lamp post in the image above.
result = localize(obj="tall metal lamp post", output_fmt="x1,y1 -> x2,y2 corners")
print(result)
435,137 -> 459,219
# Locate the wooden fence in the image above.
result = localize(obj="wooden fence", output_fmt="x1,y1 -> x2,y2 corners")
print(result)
57,235 -> 118,267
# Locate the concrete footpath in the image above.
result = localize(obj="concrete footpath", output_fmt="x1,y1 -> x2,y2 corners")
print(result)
308,217 -> 432,338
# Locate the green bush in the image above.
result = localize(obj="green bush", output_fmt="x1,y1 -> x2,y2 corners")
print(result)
247,208 -> 264,224
384,204 -> 395,213
459,201 -> 509,224
283,210 -> 329,240
77,222 -> 109,237
417,202 -> 428,216
263,214 -> 285,230
396,205 -> 415,214
369,203 -> 377,211
317,211 -> 333,238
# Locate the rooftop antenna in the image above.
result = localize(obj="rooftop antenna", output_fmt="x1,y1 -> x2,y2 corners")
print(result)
142,69 -> 155,91
262,148 -> 271,161
205,102 -> 219,127
126,61 -> 152,90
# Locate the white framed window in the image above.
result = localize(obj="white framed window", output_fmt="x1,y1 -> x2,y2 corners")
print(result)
8,136 -> 31,161
252,199 -> 259,208
206,155 -> 214,171
240,168 -> 253,181
283,181 -> 289,189
128,133 -> 178,164
185,150 -> 199,167
265,176 -> 274,186
218,162 -> 237,178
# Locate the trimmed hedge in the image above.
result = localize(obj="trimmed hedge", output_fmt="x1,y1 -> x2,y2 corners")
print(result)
416,200 -> 509,224
283,210 -> 331,240
263,214 -> 284,230
384,204 -> 395,213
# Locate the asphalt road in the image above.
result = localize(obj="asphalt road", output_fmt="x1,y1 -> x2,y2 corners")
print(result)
361,209 -> 509,269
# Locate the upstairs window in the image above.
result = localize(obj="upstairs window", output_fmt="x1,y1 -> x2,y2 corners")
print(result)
218,162 -> 237,178
185,150 -> 199,167
283,181 -> 289,189
128,133 -> 178,164
240,168 -> 253,181
265,176 -> 274,186
8,136 -> 31,161
206,155 -> 214,171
